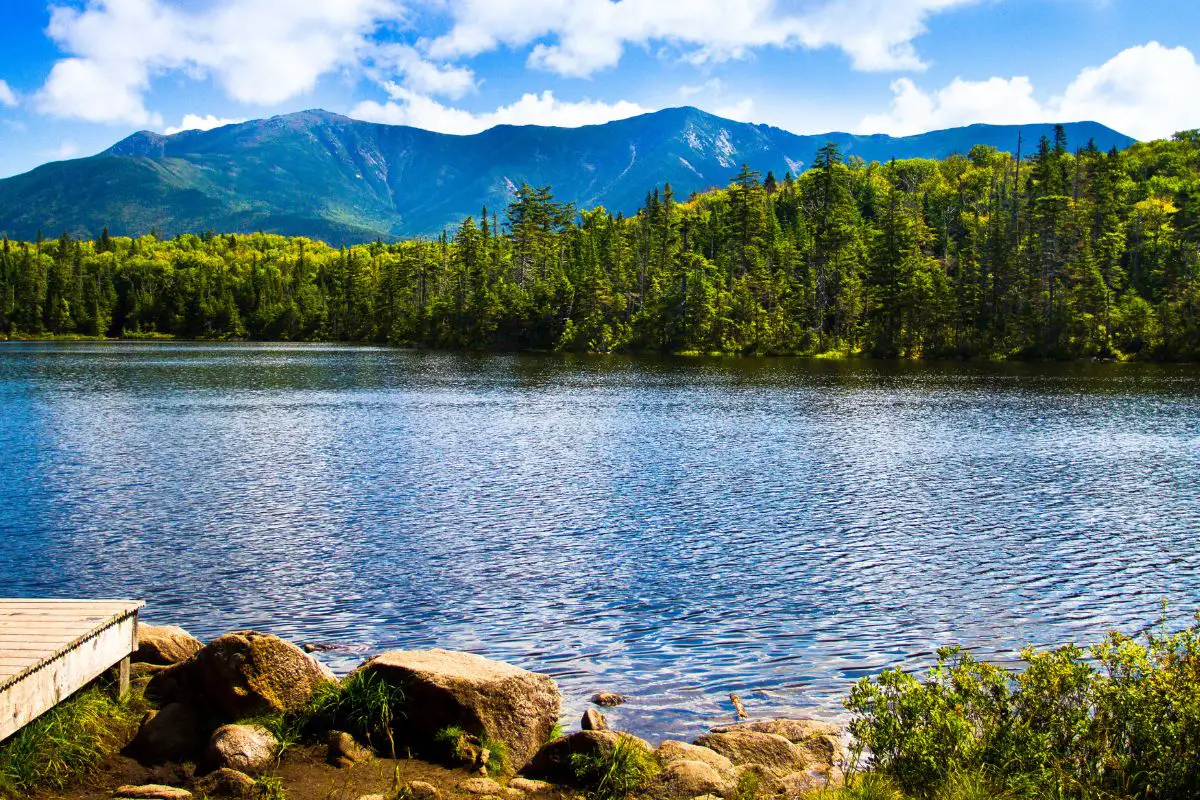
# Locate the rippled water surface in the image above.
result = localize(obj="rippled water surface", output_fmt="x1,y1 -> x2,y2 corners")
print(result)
2,342 -> 1199,739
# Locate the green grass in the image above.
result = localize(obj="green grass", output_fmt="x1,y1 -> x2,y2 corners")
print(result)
0,680 -> 150,798
252,774 -> 289,800
290,670 -> 404,757
728,769 -> 761,800
569,734 -> 659,800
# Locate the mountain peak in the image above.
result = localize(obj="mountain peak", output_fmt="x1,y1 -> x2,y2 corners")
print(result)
9,109 -> 1137,245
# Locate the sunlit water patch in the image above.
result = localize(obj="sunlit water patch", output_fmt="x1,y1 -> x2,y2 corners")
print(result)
2,342 -> 1199,740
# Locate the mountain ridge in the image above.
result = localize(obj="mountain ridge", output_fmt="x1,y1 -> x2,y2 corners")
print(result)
0,106 -> 1137,243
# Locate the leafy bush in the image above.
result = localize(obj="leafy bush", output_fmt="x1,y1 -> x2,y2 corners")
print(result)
0,681 -> 148,797
846,615 -> 1200,799
569,734 -> 659,800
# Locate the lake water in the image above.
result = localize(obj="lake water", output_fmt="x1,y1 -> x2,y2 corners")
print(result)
2,342 -> 1199,741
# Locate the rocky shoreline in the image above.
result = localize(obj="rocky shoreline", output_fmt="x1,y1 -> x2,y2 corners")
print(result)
86,623 -> 847,800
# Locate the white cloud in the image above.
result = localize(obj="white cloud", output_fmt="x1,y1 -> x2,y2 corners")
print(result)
714,97 -> 756,122
369,44 -> 476,100
1056,42 -> 1200,141
350,88 -> 648,134
36,0 -> 403,124
0,80 -> 17,108
859,42 -> 1200,141
49,141 -> 80,160
679,78 -> 725,100
427,0 -> 981,76
163,113 -> 245,135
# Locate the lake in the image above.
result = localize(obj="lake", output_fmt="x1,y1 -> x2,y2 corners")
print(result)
2,342 -> 1199,741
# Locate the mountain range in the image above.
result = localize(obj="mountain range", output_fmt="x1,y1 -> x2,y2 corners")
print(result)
0,107 -> 1136,243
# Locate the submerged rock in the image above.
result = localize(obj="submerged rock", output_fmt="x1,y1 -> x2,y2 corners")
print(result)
135,624 -> 204,666
207,724 -> 278,774
356,648 -> 561,770
589,692 -> 627,707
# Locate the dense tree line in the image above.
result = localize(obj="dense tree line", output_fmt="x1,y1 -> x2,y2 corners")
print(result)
3,127 -> 1200,359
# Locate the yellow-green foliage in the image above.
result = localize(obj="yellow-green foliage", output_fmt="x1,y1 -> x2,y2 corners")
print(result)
569,734 -> 659,800
0,682 -> 148,798
846,614 -> 1200,799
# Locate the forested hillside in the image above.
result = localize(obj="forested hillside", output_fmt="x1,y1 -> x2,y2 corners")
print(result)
3,127 -> 1198,360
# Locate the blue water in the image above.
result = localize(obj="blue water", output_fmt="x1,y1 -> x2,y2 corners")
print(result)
2,342 -> 1199,741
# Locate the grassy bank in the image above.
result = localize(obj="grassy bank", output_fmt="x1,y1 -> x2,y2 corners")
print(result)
0,679 -> 148,798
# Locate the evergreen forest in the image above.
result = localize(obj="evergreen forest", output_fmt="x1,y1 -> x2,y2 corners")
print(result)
3,127 -> 1200,360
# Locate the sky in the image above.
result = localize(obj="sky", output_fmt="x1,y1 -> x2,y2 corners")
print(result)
1,0 -> 1199,178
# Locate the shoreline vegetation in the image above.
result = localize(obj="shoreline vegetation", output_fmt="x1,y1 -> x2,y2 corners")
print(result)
1,130 -> 1199,361
3,617 -> 1200,800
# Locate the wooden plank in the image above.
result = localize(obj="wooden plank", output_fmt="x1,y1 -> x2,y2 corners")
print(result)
0,614 -> 139,741
0,599 -> 142,743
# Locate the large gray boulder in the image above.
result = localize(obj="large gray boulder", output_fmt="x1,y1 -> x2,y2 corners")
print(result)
193,768 -> 256,799
655,740 -> 737,780
134,624 -> 203,666
654,760 -> 734,798
356,649 -> 561,771
206,724 -> 279,775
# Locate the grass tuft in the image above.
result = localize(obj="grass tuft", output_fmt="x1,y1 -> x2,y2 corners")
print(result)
569,734 -> 659,800
292,670 -> 404,756
0,680 -> 150,798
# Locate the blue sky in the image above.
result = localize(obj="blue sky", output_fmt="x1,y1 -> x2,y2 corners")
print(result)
1,0 -> 1199,178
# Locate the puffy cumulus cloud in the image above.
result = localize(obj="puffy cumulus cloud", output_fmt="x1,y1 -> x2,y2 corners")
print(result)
1056,42 -> 1200,141
427,0 -> 981,76
859,42 -> 1200,141
859,75 -> 1044,135
163,113 -> 246,135
350,88 -> 647,134
0,80 -> 17,108
35,0 -> 419,124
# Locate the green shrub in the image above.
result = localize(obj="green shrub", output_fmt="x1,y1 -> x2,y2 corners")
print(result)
846,614 -> 1200,799
0,681 -> 148,797
729,769 -> 761,800
569,734 -> 659,800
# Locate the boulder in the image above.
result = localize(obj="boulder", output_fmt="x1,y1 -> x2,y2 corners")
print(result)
135,624 -> 204,666
734,763 -> 784,795
206,724 -> 278,775
589,692 -> 627,707
356,649 -> 561,771
327,730 -> 373,768
194,631 -> 331,720
524,730 -> 652,785
581,708 -> 607,731
654,741 -> 736,780
129,703 -> 206,764
709,719 -> 846,768
193,768 -> 256,799
654,760 -> 734,798
114,786 -> 193,800
405,780 -> 441,800
693,730 -> 806,777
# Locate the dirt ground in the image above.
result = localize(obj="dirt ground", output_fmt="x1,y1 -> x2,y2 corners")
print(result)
34,745 -> 571,800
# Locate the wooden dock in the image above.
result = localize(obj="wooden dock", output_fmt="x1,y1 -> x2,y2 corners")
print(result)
0,599 -> 143,742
